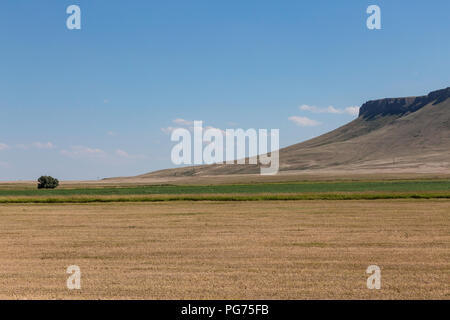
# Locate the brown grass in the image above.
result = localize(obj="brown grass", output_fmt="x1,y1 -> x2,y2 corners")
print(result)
0,200 -> 449,299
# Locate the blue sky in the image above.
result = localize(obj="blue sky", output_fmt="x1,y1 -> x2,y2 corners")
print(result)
0,0 -> 449,180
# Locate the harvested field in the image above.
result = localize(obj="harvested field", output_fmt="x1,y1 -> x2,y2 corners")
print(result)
0,200 -> 448,299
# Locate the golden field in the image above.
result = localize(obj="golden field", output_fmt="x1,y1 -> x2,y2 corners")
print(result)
0,200 -> 449,299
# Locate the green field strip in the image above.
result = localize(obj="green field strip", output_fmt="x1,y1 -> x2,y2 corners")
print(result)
1,192 -> 450,203
0,179 -> 450,197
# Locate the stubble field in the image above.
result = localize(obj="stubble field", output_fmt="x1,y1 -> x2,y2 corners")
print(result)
0,200 -> 449,299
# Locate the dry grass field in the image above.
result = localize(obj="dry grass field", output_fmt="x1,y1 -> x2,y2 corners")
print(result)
0,200 -> 449,299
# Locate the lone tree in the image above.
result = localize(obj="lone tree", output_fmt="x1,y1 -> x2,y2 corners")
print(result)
37,176 -> 59,189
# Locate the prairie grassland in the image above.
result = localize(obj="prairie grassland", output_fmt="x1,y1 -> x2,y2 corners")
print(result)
1,192 -> 450,204
0,200 -> 449,299
0,179 -> 449,204
1,179 -> 450,196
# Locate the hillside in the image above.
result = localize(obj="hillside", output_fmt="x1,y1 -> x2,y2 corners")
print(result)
122,87 -> 450,182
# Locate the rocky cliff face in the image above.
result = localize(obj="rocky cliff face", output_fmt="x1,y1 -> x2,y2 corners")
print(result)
359,87 -> 449,119
130,86 -> 450,180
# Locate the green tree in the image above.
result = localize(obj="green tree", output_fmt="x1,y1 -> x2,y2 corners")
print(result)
37,176 -> 59,189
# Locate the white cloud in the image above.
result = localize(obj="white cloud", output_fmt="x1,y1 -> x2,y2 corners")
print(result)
344,106 -> 360,116
60,146 -> 146,161
60,146 -> 106,158
161,126 -> 177,134
288,116 -> 321,127
326,106 -> 341,114
173,118 -> 194,126
299,104 -> 359,116
0,143 -> 9,151
162,119 -> 230,137
204,126 -> 227,136
161,118 -> 197,134
0,161 -> 9,168
299,105 -> 320,112
115,149 -> 130,158
32,142 -> 55,149
14,142 -> 55,150
115,149 -> 147,159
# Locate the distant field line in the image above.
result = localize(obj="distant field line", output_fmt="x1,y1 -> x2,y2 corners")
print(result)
1,192 -> 450,203
0,179 -> 450,197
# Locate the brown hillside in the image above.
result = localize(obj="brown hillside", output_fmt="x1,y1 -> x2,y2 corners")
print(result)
123,87 -> 450,181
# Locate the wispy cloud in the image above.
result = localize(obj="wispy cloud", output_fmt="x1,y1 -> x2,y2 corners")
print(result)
60,146 -> 106,158
32,142 -> 55,149
299,104 -> 360,116
115,149 -> 129,157
288,116 -> 321,127
115,149 -> 147,159
161,126 -> 177,134
173,118 -> 194,126
161,119 -> 192,134
204,126 -> 228,136
0,143 -> 9,151
343,106 -> 360,116
15,142 -> 55,150
162,119 -> 228,136
60,145 -> 146,162
0,161 -> 9,168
